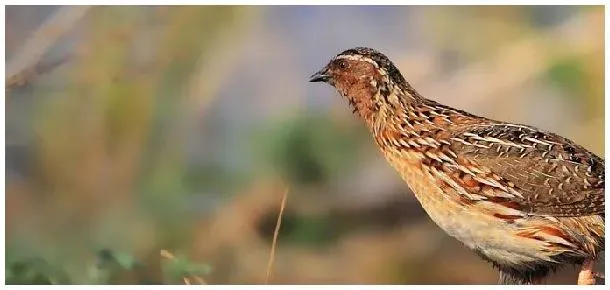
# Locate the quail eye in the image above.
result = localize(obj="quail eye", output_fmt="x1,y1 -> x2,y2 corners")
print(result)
338,60 -> 348,69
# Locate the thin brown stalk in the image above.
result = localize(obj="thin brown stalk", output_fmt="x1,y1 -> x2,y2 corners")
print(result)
265,187 -> 289,284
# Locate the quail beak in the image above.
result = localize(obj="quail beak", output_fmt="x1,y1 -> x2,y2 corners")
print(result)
309,68 -> 330,83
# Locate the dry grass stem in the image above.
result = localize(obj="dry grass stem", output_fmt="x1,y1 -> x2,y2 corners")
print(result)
265,187 -> 289,284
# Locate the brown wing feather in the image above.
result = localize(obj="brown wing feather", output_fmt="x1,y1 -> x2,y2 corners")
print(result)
449,123 -> 604,217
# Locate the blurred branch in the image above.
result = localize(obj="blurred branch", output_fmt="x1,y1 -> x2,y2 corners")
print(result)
5,6 -> 92,90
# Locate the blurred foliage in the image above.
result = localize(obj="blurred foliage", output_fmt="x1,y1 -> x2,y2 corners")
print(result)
6,5 -> 246,284
547,57 -> 585,98
253,114 -> 367,186
6,247 -> 210,284
259,211 -> 340,248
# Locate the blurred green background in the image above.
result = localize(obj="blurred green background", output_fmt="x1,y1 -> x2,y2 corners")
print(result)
5,5 -> 604,285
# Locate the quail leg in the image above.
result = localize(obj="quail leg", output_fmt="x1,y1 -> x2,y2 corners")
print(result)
577,259 -> 597,285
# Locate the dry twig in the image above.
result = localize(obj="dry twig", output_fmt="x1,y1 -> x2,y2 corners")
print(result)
265,187 -> 289,284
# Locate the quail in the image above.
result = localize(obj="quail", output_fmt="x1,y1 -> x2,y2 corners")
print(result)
310,47 -> 604,285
